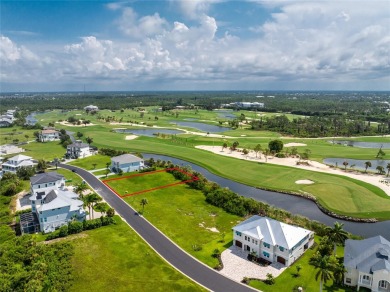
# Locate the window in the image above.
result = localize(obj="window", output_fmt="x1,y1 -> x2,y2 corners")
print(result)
245,236 -> 247,240
346,278 -> 351,284
44,218 -> 47,222
236,231 -> 241,236
262,251 -> 270,258
279,246 -> 284,252
362,275 -> 370,281
379,280 -> 388,288
40,218 -> 43,222
263,242 -> 270,248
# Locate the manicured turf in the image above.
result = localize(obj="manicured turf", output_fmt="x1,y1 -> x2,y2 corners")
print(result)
69,154 -> 111,170
119,182 -> 241,268
103,171 -> 182,196
70,216 -> 204,292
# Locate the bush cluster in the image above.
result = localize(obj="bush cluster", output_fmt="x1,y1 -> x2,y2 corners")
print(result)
99,148 -> 129,157
45,217 -> 115,241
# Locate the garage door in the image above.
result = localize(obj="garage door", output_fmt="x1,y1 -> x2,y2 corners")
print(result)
277,256 -> 286,265
235,240 -> 242,248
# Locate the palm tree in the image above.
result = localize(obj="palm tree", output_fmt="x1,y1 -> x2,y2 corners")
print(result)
94,202 -> 110,217
37,159 -> 48,173
387,163 -> 390,177
263,149 -> 270,162
222,142 -> 228,152
333,261 -> 347,285
140,198 -> 148,214
312,255 -> 335,292
74,182 -> 88,199
84,193 -> 102,219
104,168 -> 110,178
53,157 -> 59,169
377,165 -> 385,175
364,161 -> 372,173
254,144 -> 262,158
342,161 -> 349,171
325,222 -> 348,256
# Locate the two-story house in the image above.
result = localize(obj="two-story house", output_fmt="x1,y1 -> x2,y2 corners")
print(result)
38,129 -> 60,142
344,235 -> 390,292
111,154 -> 144,173
1,154 -> 36,174
66,140 -> 91,159
28,172 -> 85,233
232,215 -> 314,267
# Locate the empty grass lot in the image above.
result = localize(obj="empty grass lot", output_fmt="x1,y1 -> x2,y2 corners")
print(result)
115,181 -> 241,268
70,216 -> 204,292
103,171 -> 182,196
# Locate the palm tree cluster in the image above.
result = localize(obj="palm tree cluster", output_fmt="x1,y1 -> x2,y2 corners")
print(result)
310,222 -> 348,292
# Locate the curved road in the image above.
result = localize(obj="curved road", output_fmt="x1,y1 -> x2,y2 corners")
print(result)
59,163 -> 254,292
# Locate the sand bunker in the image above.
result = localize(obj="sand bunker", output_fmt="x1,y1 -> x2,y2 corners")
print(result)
125,135 -> 138,140
295,179 -> 314,185
285,143 -> 307,147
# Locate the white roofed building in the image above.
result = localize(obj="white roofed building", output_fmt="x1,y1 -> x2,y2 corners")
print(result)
27,172 -> 86,233
232,215 -> 314,267
38,129 -> 60,142
84,105 -> 99,112
111,154 -> 144,173
1,154 -> 36,174
66,140 -> 92,159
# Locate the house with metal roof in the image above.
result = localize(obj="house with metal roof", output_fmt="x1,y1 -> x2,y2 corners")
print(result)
1,154 -> 36,175
344,236 -> 390,291
232,215 -> 314,266
66,140 -> 92,159
111,154 -> 144,173
26,172 -> 86,233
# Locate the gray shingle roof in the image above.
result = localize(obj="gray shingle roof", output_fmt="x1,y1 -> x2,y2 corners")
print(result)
111,154 -> 143,164
344,235 -> 390,274
67,142 -> 90,148
43,189 -> 58,204
30,172 -> 64,185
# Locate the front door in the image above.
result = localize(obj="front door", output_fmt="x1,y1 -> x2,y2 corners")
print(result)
277,256 -> 286,265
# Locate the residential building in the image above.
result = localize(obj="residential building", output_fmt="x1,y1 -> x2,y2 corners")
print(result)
66,140 -> 92,159
84,105 -> 99,112
27,172 -> 86,233
1,154 -> 36,174
0,144 -> 25,155
0,118 -> 12,127
232,215 -> 314,267
344,236 -> 390,292
111,154 -> 144,173
38,129 -> 60,142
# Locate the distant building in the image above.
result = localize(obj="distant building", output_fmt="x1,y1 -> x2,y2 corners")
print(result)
344,235 -> 390,291
111,154 -> 144,173
25,172 -> 86,233
222,102 -> 264,109
84,105 -> 99,112
38,129 -> 60,142
0,118 -> 12,127
1,154 -> 36,174
232,215 -> 314,267
66,140 -> 92,159
0,145 -> 25,155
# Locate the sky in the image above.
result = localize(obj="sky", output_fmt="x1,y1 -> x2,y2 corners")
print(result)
1,0 -> 389,92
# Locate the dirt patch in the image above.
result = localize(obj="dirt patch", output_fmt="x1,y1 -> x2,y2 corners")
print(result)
284,143 -> 307,147
295,179 -> 314,185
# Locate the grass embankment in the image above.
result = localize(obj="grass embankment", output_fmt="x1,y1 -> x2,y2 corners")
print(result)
69,154 -> 111,170
106,171 -> 241,267
70,216 -> 204,292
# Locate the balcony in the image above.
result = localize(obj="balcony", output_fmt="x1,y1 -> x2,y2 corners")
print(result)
359,279 -> 371,287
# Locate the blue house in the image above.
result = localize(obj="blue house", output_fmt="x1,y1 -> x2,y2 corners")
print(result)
111,154 -> 144,173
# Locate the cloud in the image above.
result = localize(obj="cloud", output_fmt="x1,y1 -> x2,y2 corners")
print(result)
117,7 -> 169,38
175,0 -> 222,20
1,1 -> 389,90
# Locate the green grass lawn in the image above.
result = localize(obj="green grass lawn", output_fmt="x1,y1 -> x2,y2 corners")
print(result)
104,171 -> 180,195
69,154 -> 111,170
52,167 -> 84,185
70,216 -> 204,292
22,141 -> 66,161
118,181 -> 241,268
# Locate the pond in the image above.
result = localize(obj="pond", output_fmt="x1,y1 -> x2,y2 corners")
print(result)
215,110 -> 237,120
323,158 -> 390,172
142,153 -> 390,240
170,121 -> 230,133
116,128 -> 185,137
329,140 -> 390,149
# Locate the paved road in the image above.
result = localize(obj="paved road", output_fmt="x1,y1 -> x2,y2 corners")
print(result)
59,163 -> 255,292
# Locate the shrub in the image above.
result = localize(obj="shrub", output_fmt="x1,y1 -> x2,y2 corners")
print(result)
275,153 -> 286,158
264,273 -> 275,285
58,225 -> 68,237
192,244 -> 202,251
107,208 -> 115,217
68,221 -> 83,234
46,231 -> 60,241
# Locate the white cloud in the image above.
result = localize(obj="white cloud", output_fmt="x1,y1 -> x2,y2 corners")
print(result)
175,0 -> 222,20
1,1 -> 389,90
117,7 -> 168,38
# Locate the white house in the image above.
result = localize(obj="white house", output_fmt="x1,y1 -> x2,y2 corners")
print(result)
84,105 -> 99,112
111,154 -> 144,173
344,236 -> 390,292
28,172 -> 86,233
1,154 -> 36,174
38,129 -> 60,142
232,215 -> 314,267
66,141 -> 92,159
